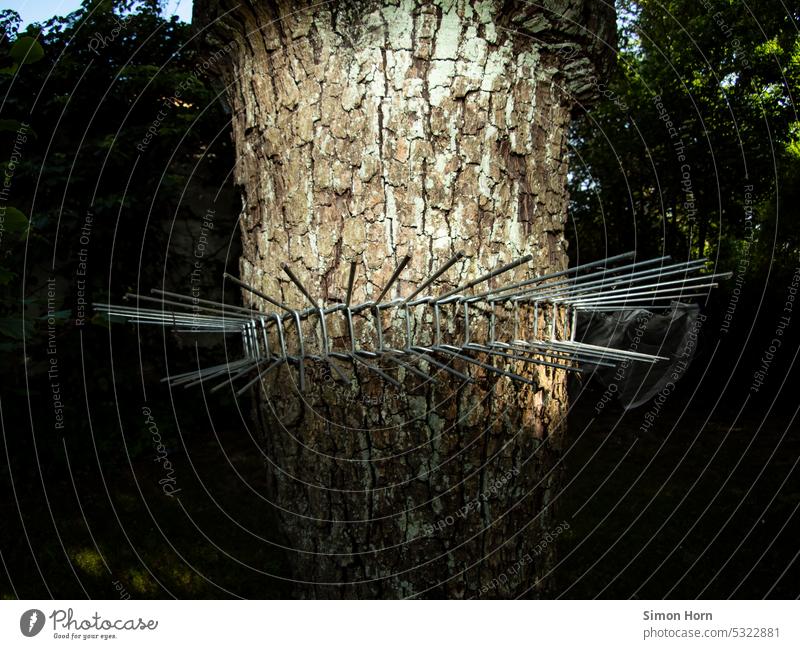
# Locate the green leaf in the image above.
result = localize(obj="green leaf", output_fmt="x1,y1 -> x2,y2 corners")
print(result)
9,36 -> 44,65
1,206 -> 28,235
0,120 -> 35,137
0,317 -> 33,340
0,268 -> 13,285
39,309 -> 71,321
0,119 -> 23,132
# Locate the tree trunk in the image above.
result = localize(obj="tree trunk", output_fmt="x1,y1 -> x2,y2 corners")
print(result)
194,0 -> 615,598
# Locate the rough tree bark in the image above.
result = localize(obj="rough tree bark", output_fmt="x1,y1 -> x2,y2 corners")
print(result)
194,0 -> 615,598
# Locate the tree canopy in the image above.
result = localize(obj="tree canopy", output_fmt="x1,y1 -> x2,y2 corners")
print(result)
0,0 -> 239,458
568,0 -> 799,281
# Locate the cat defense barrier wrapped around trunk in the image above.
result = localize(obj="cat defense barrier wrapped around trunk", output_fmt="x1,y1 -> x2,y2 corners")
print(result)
94,253 -> 725,399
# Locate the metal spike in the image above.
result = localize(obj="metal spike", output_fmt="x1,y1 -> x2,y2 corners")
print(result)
282,263 -> 319,308
375,254 -> 412,303
345,259 -> 359,307
403,251 -> 464,304
438,254 -> 532,301
223,272 -> 292,312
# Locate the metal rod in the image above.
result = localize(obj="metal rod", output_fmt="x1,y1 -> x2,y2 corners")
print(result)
223,272 -> 292,312
375,254 -> 412,303
520,266 -> 709,298
489,256 -> 686,302
166,358 -> 252,386
95,303 -> 232,319
381,353 -> 441,385
180,359 -> 256,388
468,250 -> 639,301
554,277 -> 724,304
551,339 -> 669,362
150,289 -> 256,315
475,254 -> 672,303
259,316 -> 271,360
171,364 -> 249,387
463,343 -> 577,372
566,289 -> 715,306
162,360 -> 243,382
282,263 -> 319,308
543,338 -> 661,361
433,345 -> 537,385
209,359 -> 263,393
95,306 -> 219,321
437,254 -> 533,301
500,258 -> 706,303
489,341 -> 618,368
402,251 -> 464,304
166,360 -> 246,387
95,306 -> 246,328
551,271 -> 729,301
345,259 -> 358,307
479,255 -> 681,303
173,326 -> 243,333
406,349 -> 474,383
107,319 -> 240,331
290,310 -> 306,391
325,358 -> 351,385
235,358 -> 284,396
575,305 -> 680,311
123,293 -> 253,320
344,352 -> 403,388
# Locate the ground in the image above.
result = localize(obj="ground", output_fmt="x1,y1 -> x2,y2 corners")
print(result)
1,389 -> 798,599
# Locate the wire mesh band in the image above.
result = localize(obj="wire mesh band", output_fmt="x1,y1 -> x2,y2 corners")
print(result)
94,252 -> 730,395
